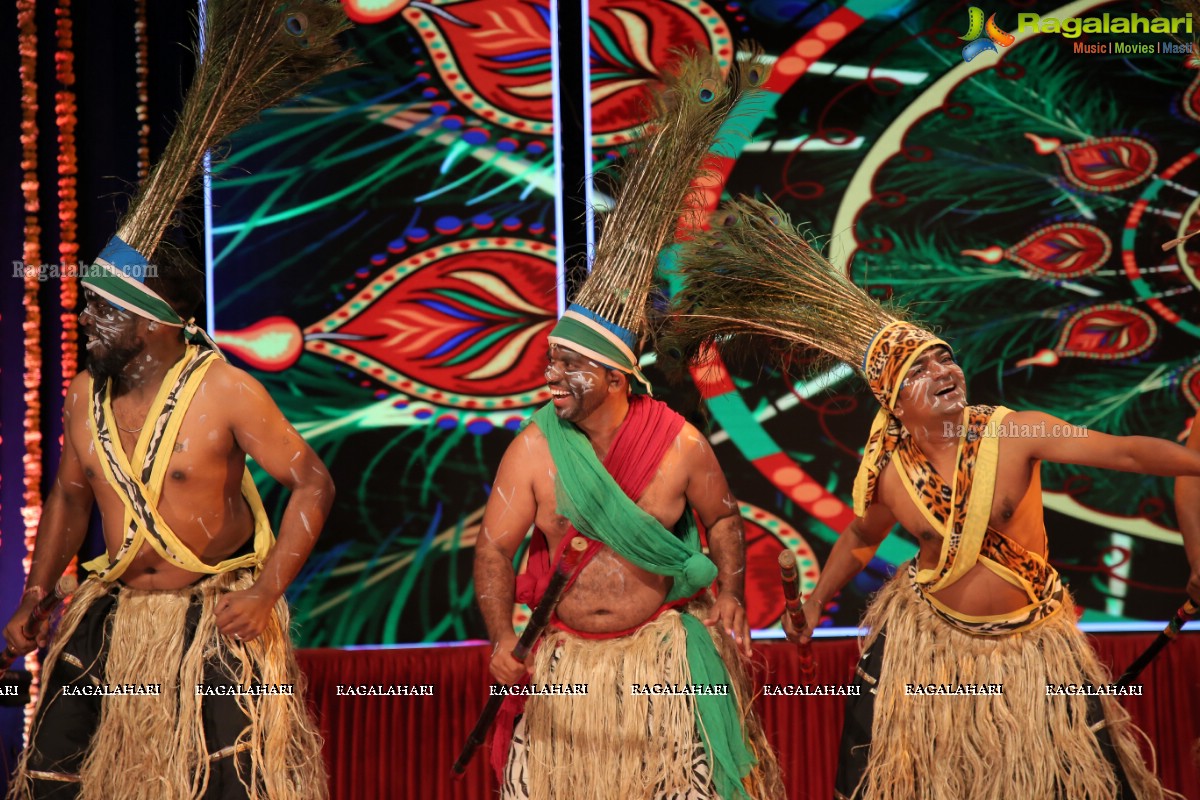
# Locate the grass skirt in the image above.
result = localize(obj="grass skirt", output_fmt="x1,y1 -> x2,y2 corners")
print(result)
510,596 -> 782,800
846,573 -> 1176,800
7,571 -> 326,800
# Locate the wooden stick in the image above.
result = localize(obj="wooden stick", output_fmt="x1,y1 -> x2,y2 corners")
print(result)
1,574 -> 80,674
778,550 -> 816,681
1115,597 -> 1198,687
452,537 -> 589,776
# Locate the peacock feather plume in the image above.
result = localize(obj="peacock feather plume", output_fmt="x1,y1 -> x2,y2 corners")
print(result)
575,50 -> 768,340
117,0 -> 358,260
660,196 -> 912,378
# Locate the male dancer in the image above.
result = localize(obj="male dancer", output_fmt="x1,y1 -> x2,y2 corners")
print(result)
666,197 -> 1195,799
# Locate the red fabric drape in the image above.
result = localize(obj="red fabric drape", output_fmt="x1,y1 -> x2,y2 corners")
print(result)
297,633 -> 1200,799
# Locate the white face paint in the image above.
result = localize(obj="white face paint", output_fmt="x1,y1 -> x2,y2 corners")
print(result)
82,306 -> 134,346
81,293 -> 134,343
564,368 -> 597,394
546,345 -> 610,421
895,348 -> 966,429
81,291 -> 147,381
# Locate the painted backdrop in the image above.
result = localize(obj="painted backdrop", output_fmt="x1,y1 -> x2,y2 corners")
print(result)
210,0 -> 1200,645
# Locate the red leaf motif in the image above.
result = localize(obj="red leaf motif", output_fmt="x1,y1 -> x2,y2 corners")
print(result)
1007,223 -> 1112,279
403,0 -> 731,144
305,239 -> 557,408
1054,304 -> 1158,360
1054,136 -> 1157,193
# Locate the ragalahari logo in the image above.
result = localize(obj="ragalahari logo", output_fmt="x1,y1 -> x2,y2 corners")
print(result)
961,8 -> 1015,62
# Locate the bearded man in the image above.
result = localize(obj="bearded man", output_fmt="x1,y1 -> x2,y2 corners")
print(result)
3,247 -> 332,800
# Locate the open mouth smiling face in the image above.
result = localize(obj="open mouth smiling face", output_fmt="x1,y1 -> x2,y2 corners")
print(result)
545,344 -> 611,421
897,346 -> 967,418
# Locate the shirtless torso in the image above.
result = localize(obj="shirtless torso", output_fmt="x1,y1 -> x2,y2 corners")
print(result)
475,344 -> 750,684
63,361 -> 263,590
4,289 -> 334,654
789,342 -> 1200,646
520,421 -> 691,632
876,428 -> 1045,618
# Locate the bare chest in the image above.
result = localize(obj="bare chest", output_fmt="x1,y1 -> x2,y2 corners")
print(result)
72,395 -> 241,509
880,454 -> 1030,549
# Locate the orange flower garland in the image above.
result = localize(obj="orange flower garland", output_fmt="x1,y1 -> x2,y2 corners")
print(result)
17,0 -> 44,736
135,0 -> 150,180
56,0 -> 78,395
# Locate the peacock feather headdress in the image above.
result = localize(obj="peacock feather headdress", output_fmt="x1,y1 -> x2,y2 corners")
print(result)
661,196 -> 952,513
548,51 -> 767,394
661,196 -> 922,386
83,0 -> 357,346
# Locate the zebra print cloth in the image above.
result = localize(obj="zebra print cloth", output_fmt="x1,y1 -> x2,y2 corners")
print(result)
502,714 -> 717,800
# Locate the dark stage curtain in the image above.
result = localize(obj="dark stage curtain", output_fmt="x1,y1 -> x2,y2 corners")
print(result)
296,633 -> 1200,799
